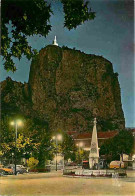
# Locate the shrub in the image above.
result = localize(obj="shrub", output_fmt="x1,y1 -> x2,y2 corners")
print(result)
27,157 -> 39,169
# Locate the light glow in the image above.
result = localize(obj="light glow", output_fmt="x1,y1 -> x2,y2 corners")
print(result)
52,136 -> 56,140
57,134 -> 62,141
10,121 -> 15,126
79,142 -> 83,147
16,120 -> 23,126
10,120 -> 23,126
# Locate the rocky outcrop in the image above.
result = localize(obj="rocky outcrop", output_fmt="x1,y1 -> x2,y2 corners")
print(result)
1,45 -> 125,132
1,77 -> 31,117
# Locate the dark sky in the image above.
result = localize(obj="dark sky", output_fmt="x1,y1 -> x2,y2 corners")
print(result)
1,0 -> 134,127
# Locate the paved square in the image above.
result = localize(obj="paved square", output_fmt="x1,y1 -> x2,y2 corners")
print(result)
0,170 -> 135,195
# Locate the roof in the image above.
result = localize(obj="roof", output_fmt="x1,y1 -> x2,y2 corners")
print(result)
67,131 -> 78,138
67,129 -> 135,140
74,131 -> 118,140
67,131 -> 77,135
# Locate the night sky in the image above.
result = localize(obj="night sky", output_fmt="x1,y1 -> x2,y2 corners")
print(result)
1,0 -> 134,128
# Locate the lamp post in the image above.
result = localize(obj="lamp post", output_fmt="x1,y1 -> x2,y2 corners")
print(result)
10,120 -> 22,175
76,142 -> 84,164
76,142 -> 83,151
52,134 -> 62,171
12,153 -> 14,164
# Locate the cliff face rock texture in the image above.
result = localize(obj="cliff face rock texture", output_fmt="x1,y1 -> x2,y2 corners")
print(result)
1,78 -> 31,117
1,45 -> 125,131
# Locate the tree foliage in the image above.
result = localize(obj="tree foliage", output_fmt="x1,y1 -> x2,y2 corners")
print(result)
2,0 -> 51,71
100,130 -> 134,162
61,0 -> 95,30
0,116 -> 53,166
27,157 -> 39,169
51,130 -> 89,163
51,130 -> 77,162
60,132 -> 77,161
1,0 -> 95,71
0,116 -> 78,166
75,149 -> 89,164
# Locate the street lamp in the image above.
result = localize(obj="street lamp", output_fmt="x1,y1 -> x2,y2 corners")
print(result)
76,142 -> 84,165
10,119 -> 23,175
52,134 -> 62,171
76,142 -> 84,151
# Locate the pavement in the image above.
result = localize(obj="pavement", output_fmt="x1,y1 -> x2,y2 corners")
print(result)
0,170 -> 135,196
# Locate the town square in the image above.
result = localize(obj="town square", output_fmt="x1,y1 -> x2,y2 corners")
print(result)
0,0 -> 134,195
0,170 -> 135,195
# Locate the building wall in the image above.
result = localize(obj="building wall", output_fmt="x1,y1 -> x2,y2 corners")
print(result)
75,138 -> 109,151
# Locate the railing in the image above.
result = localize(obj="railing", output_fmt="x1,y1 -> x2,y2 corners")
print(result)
63,168 -> 127,177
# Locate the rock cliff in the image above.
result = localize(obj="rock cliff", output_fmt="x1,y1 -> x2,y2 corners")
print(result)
1,45 -> 125,131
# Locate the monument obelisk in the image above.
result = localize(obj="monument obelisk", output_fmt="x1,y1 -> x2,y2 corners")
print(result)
89,118 -> 99,169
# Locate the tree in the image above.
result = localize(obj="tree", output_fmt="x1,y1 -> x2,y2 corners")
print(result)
100,130 -> 134,162
100,139 -> 117,163
75,148 -> 89,164
0,116 -> 53,166
27,157 -> 39,169
61,0 -> 95,30
113,130 -> 134,161
60,132 -> 77,162
0,133 -> 34,164
36,133 -> 53,168
22,119 -> 53,168
1,0 -> 95,71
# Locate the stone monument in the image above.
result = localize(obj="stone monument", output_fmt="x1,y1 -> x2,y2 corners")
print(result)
53,36 -> 58,46
89,118 -> 99,169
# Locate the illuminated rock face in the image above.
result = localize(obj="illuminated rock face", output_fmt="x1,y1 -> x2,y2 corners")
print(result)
89,118 -> 99,169
1,45 -> 125,132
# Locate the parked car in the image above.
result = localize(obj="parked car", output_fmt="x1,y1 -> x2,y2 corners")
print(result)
66,162 -> 77,166
7,164 -> 28,174
0,164 -> 13,175
109,161 -> 124,169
